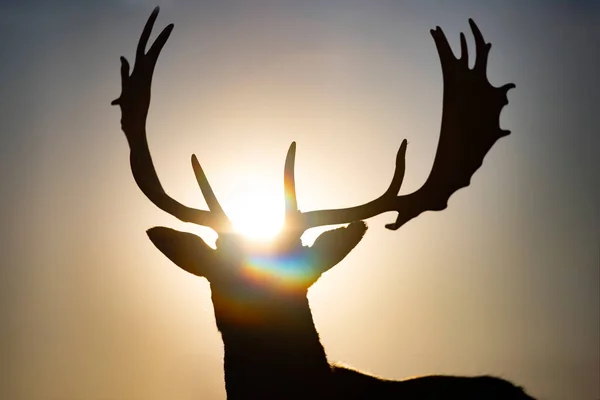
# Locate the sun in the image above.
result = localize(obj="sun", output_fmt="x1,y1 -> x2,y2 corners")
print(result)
226,194 -> 284,241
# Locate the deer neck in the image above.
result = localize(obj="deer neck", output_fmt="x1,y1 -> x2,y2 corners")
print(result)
210,286 -> 332,399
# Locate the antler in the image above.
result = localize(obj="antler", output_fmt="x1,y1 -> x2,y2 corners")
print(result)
114,12 -> 512,236
112,7 -> 231,232
291,19 -> 515,231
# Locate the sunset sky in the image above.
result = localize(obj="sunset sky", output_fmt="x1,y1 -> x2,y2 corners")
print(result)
1,1 -> 598,399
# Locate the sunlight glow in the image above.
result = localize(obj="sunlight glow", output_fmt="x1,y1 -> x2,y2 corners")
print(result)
226,194 -> 284,241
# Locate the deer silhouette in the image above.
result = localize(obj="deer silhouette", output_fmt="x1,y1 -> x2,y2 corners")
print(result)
112,7 -> 535,400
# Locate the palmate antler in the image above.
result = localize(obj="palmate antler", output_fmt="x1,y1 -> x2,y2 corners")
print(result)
113,8 -> 514,238
291,19 -> 515,231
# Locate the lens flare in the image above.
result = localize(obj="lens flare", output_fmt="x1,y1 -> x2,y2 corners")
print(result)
242,250 -> 315,289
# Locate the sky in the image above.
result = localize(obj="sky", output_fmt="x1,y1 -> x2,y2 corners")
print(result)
0,1 -> 598,399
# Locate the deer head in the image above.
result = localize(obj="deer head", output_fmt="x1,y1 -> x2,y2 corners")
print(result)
111,6 -> 514,327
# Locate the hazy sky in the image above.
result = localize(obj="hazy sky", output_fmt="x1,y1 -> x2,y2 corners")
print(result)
1,1 -> 598,399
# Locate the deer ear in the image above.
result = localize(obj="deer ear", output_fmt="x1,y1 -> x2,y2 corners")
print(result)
147,227 -> 216,279
308,221 -> 367,276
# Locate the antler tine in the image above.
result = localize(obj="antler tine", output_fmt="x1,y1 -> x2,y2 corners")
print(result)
385,139 -> 407,198
113,7 -> 229,232
469,18 -> 491,73
296,19 -> 514,232
284,142 -> 299,224
191,155 -> 232,228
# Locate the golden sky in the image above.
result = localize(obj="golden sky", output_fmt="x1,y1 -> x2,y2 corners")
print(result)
0,1 -> 598,399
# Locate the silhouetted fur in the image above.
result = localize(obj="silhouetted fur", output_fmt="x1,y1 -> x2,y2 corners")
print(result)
332,368 -> 536,399
149,222 -> 367,399
148,222 -> 536,399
